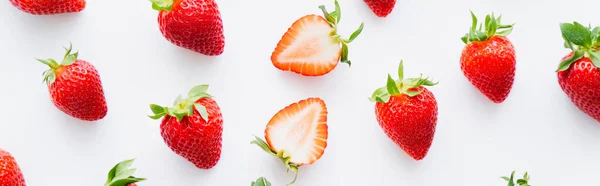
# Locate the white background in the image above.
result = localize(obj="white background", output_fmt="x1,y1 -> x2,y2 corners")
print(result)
1,0 -> 600,185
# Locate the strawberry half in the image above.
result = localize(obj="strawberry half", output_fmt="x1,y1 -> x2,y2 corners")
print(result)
556,21 -> 600,123
271,0 -> 364,76
369,61 -> 438,160
251,97 -> 328,185
104,159 -> 146,186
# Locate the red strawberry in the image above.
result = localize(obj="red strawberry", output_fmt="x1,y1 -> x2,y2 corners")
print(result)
149,85 -> 223,169
37,44 -> 107,121
460,11 -> 516,103
149,0 -> 225,56
369,61 -> 438,160
271,0 -> 364,76
556,21 -> 600,123
363,0 -> 396,18
9,0 -> 85,15
251,97 -> 328,185
104,159 -> 146,186
0,149 -> 26,186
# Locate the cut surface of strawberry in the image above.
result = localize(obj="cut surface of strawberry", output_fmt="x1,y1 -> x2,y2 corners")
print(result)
251,97 -> 328,185
271,0 -> 364,76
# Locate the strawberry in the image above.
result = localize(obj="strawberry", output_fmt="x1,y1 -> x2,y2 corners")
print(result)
270,0 -> 364,76
556,22 -> 600,123
363,0 -> 396,18
148,85 -> 223,169
369,61 -> 438,160
0,149 -> 26,186
104,159 -> 146,186
149,0 -> 225,56
501,171 -> 531,186
251,177 -> 272,186
460,11 -> 516,103
37,44 -> 107,121
9,0 -> 85,15
251,97 -> 328,185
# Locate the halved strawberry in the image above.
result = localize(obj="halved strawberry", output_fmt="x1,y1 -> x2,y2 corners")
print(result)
271,0 -> 364,76
251,97 -> 328,185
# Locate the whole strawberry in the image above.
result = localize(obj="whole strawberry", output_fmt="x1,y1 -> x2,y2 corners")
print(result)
271,0 -> 364,76
104,159 -> 146,186
460,11 -> 516,103
556,22 -> 600,123
369,61 -> 438,160
37,44 -> 107,121
363,0 -> 396,18
149,85 -> 223,169
0,148 -> 26,186
10,0 -> 85,15
149,0 -> 225,56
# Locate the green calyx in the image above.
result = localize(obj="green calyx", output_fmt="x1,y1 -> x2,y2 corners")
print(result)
148,84 -> 212,122
105,159 -> 146,186
251,177 -> 272,186
501,171 -> 531,186
37,43 -> 79,86
369,60 -> 438,103
461,11 -> 514,44
149,0 -> 175,11
251,135 -> 300,186
556,21 -> 600,71
319,0 -> 365,66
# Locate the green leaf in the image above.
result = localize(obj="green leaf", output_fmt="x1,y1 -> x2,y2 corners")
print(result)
588,50 -> 600,68
469,10 -> 477,32
106,159 -> 146,186
250,135 -> 276,156
345,23 -> 364,43
560,22 -> 592,47
487,16 -> 498,36
150,0 -> 174,11
150,104 -> 165,114
405,89 -> 422,97
496,26 -> 514,36
369,86 -> 390,103
251,177 -> 272,186
340,42 -> 350,66
474,30 -> 488,41
386,74 -> 400,95
188,84 -> 209,96
501,176 -> 510,181
556,50 -> 585,71
333,0 -> 341,24
318,5 -> 336,25
461,35 -> 468,44
484,14 -> 491,31
194,103 -> 209,122
397,60 -> 404,80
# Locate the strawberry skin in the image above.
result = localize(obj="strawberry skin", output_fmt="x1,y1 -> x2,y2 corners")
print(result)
271,0 -> 364,76
363,0 -> 396,18
151,0 -> 225,56
38,44 -> 107,121
556,21 -> 600,123
558,55 -> 600,122
370,61 -> 438,160
149,85 -> 223,169
252,97 -> 328,185
0,149 -> 26,186
460,12 -> 516,103
10,0 -> 85,15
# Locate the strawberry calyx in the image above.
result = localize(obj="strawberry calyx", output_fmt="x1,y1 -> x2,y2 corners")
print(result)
251,177 -> 272,186
149,0 -> 175,11
250,135 -> 300,186
319,0 -> 364,66
148,84 -> 212,122
556,21 -> 600,71
105,159 -> 146,186
37,43 -> 79,86
501,171 -> 531,186
461,11 -> 514,44
369,60 -> 438,103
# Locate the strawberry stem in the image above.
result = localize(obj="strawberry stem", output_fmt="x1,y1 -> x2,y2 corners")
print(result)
557,21 -> 600,71
36,43 -> 79,86
461,10 -> 514,44
318,0 -> 364,67
149,0 -> 174,11
105,159 -> 146,186
369,60 -> 438,103
250,136 -> 300,185
148,84 -> 212,122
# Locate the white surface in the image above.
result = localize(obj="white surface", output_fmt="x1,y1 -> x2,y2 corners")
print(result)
1,0 -> 600,185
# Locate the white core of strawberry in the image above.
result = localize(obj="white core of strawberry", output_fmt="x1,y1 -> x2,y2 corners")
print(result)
267,103 -> 326,165
277,16 -> 340,64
